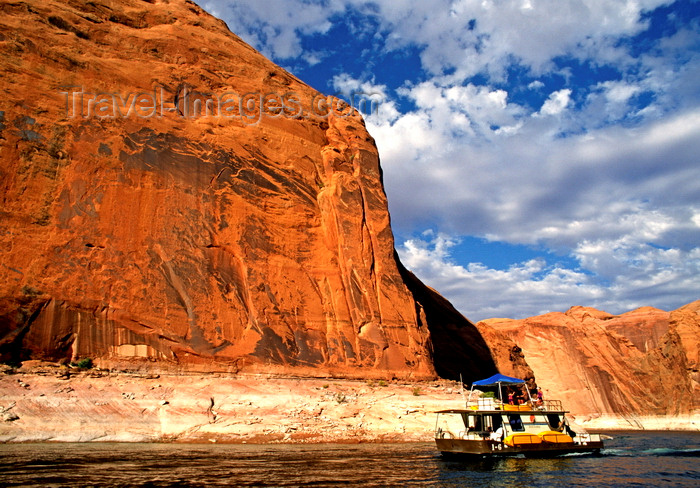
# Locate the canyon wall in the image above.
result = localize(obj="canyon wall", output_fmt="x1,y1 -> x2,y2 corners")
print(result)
480,301 -> 700,426
0,0 -> 502,380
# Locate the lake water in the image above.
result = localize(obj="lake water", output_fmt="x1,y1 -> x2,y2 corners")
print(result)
1,431 -> 698,487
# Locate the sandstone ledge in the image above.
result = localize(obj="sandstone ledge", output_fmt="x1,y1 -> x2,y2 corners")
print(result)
0,367 -> 465,444
2,368 -> 698,444
574,415 -> 700,432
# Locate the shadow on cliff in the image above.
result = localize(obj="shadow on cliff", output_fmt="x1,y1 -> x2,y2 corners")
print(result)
395,253 -> 498,383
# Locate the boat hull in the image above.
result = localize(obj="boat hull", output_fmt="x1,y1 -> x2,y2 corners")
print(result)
435,438 -> 604,458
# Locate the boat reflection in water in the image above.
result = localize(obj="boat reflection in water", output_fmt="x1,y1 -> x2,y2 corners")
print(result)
435,374 -> 605,458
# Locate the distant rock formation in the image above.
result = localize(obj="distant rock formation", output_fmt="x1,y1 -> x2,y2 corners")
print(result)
0,0 -> 508,380
479,301 -> 700,424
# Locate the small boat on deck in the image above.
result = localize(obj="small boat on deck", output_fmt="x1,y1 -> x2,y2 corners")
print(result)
434,374 -> 605,458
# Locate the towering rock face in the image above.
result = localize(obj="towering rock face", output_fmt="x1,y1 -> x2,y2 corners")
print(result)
398,263 -> 531,382
479,301 -> 700,422
0,0 -> 501,379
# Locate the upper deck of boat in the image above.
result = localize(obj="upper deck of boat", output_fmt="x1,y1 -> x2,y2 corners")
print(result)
436,399 -> 569,415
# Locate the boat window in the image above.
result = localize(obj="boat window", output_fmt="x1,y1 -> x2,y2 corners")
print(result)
459,414 -> 484,431
546,413 -> 561,429
507,414 -> 525,432
459,413 -> 472,429
486,414 -> 502,431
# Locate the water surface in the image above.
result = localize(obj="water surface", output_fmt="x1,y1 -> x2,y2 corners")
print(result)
1,431 -> 698,487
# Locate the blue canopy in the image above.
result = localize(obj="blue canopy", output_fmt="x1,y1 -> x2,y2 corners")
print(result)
472,374 -> 525,386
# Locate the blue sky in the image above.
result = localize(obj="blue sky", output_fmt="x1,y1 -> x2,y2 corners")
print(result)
197,0 -> 700,321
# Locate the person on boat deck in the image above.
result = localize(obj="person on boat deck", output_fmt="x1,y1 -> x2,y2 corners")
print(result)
511,389 -> 521,404
535,387 -> 544,406
557,419 -> 576,437
518,387 -> 529,404
559,419 -> 576,438
507,391 -> 514,405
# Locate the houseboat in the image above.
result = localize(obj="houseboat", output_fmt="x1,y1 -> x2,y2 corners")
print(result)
435,374 -> 605,457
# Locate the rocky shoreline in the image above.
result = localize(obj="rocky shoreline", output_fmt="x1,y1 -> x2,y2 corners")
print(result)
1,366 -> 697,444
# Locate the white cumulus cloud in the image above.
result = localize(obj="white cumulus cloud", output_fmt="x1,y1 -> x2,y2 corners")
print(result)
537,89 -> 572,116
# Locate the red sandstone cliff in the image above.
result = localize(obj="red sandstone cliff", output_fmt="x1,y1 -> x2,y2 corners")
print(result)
0,0 -> 502,380
479,301 -> 700,425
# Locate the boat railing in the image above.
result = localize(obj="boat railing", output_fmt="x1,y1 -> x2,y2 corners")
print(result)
465,398 -> 566,412
474,397 -> 501,410
436,428 -> 491,441
457,430 -> 492,440
574,432 -> 602,444
541,399 -> 563,411
466,397 -> 505,410
441,430 -> 602,444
